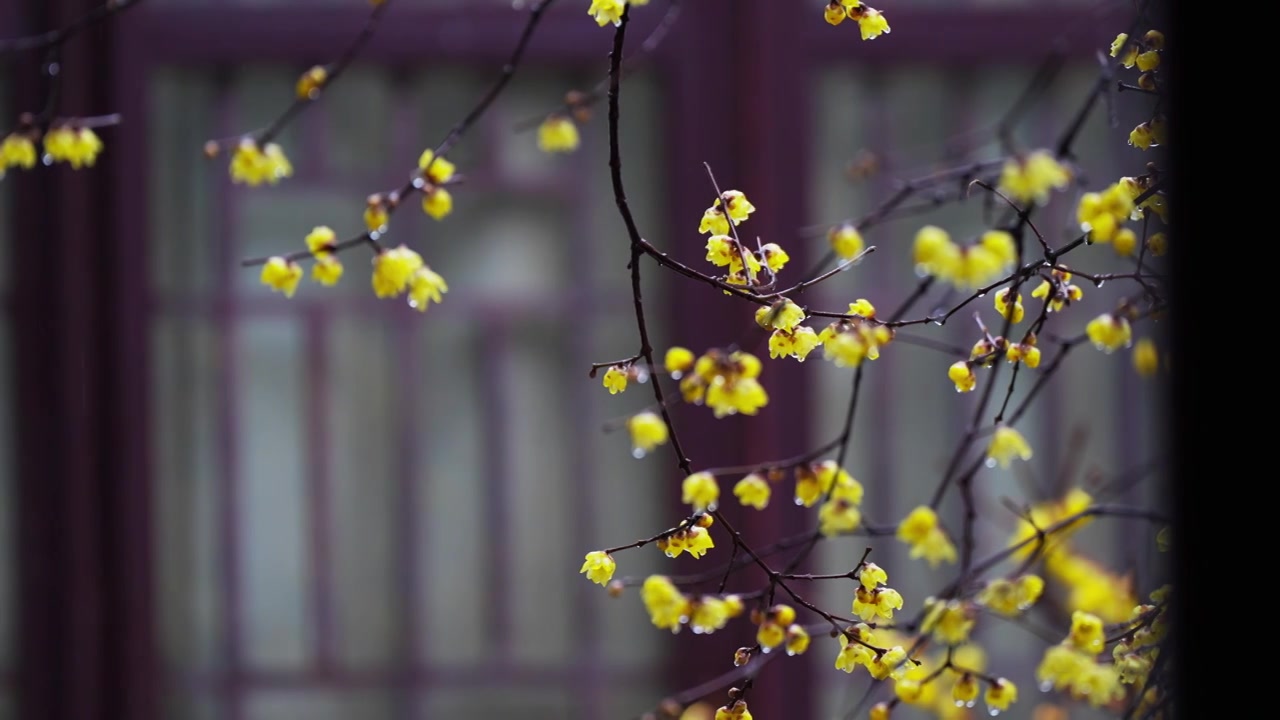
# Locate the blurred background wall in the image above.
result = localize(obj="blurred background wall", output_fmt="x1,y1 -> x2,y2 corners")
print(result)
1,1 -> 1167,718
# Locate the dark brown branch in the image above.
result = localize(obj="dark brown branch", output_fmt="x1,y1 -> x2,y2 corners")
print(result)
0,0 -> 143,53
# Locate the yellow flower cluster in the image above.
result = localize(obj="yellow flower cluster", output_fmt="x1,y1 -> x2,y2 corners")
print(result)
752,603 -> 806,654
920,597 -> 975,645
948,360 -> 977,393
640,574 -> 690,632
817,300 -> 893,367
260,257 -> 303,298
993,287 -> 1024,324
824,2 -> 891,41
851,563 -> 904,621
363,244 -> 450,312
896,505 -> 957,567
675,349 -> 769,418
793,460 -> 859,508
834,625 -> 909,680
890,642 -> 999,718
1076,181 -> 1135,243
997,150 -> 1071,206
579,550 -> 616,586
586,0 -> 648,27
698,189 -> 756,235
537,114 -> 581,153
417,149 -> 456,220
733,473 -> 771,510
682,473 -> 719,513
296,65 -> 328,100
230,138 -> 292,186
1085,312 -> 1133,353
1036,611 -> 1126,707
1046,551 -> 1138,623
913,226 -> 1017,290
1031,266 -> 1084,313
305,226 -> 345,285
626,411 -> 669,457
1007,487 -> 1094,561
1006,333 -> 1041,368
1132,338 -> 1159,377
43,126 -> 105,169
0,133 -> 38,176
976,574 -> 1044,616
1128,116 -> 1167,151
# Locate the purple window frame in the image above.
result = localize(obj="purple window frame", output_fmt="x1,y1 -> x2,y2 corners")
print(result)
6,1 -> 1125,718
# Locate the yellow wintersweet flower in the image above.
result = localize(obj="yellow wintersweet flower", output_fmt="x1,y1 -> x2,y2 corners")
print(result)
587,0 -> 625,27
853,586 -> 903,621
580,550 -> 616,585
987,426 -> 1032,468
698,207 -> 730,236
785,624 -> 811,656
1006,337 -> 1041,368
848,298 -> 876,318
733,473 -> 770,510
312,255 -> 344,286
0,133 -> 37,172
417,149 -> 456,185
760,243 -> 790,272
1031,267 -> 1084,313
627,411 -> 669,455
1086,313 -> 1132,353
1109,33 -> 1129,58
980,230 -> 1017,267
869,703 -> 891,720
829,223 -> 865,260
897,505 -> 938,545
602,365 -> 628,394
835,633 -> 873,673
756,621 -> 785,650
260,256 -> 303,297
296,65 -> 328,99
689,596 -> 732,634
794,460 -> 859,508
819,492 -> 862,537
686,526 -> 716,558
1146,233 -> 1167,258
977,575 -> 1044,615
665,346 -> 695,377
866,645 -> 909,681
824,2 -> 847,25
921,598 -> 974,645
755,299 -> 805,331
851,6 -> 890,40
769,326 -> 820,362
948,361 -> 976,393
407,266 -> 448,311
1068,610 -> 1105,654
897,506 -> 957,567
1131,337 -> 1159,377
305,226 -> 337,257
913,225 -> 959,278
952,673 -> 979,705
715,700 -> 753,720
1128,122 -> 1154,150
998,150 -> 1070,206
705,235 -> 736,268
1112,227 -> 1138,257
994,288 -> 1024,324
682,471 -> 720,511
230,138 -> 289,186
43,126 -> 104,169
859,562 -> 888,590
537,114 -> 580,153
1136,50 -> 1160,72
715,190 -> 756,224
641,575 -> 690,632
422,187 -> 453,220
364,195 -> 389,233
984,679 -> 1017,712
1037,644 -> 1091,692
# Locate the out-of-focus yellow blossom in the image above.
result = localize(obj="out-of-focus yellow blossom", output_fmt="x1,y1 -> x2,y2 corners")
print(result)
537,114 -> 580,153
1037,644 -> 1092,692
580,551 -> 616,585
260,257 -> 303,297
1114,648 -> 1153,685
407,265 -> 448,311
761,243 -> 789,272
869,702 -> 891,720
733,473 -> 770,510
1006,335 -> 1041,368
914,225 -> 960,278
689,596 -> 732,634
768,326 -> 820,362
1146,231 -> 1167,256
682,471 -> 720,511
43,126 -> 104,169
994,288 -> 1024,324
1086,313 -> 1133,353
985,678 -> 1018,713
987,426 -> 1032,468
755,299 -> 805,331
794,460 -> 860,508
897,506 -> 957,567
977,574 -> 1044,615
921,598 -> 974,645
1133,338 -> 1158,376
952,673 -> 979,706
665,346 -> 695,377
1047,551 -> 1136,622
981,230 -> 1017,266
312,256 -> 344,286
1077,182 -> 1134,243
0,133 -> 37,172
602,365 -> 628,394
364,195 -> 389,233
852,585 -> 903,621
229,138 -> 291,185
305,226 -> 337,257
417,149 -> 456,185
819,487 -> 863,536
757,621 -> 785,651
1112,227 -> 1138,257
847,5 -> 890,40
296,65 -> 328,99
829,223 -> 865,259
859,562 -> 887,590
948,361 -> 976,393
1067,610 -> 1105,654
642,575 -> 690,632
422,187 -> 453,220
715,700 -> 752,720
1007,488 -> 1095,561
999,150 -> 1070,206
785,624 -> 811,656
628,411 -> 669,455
